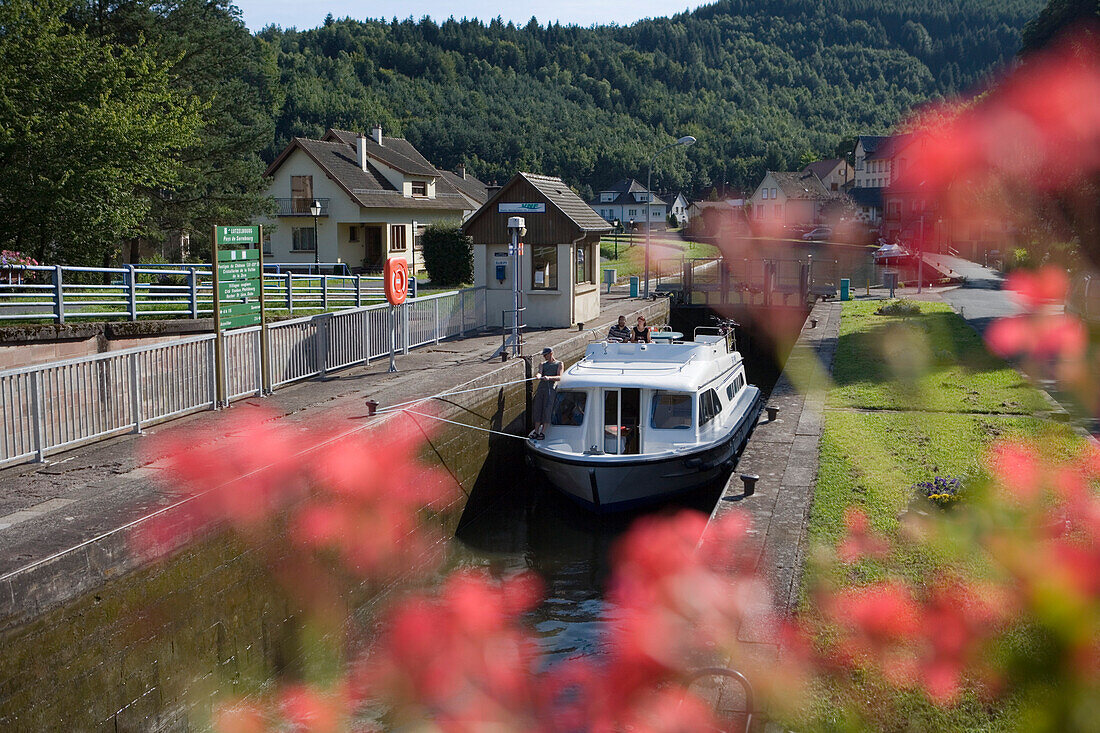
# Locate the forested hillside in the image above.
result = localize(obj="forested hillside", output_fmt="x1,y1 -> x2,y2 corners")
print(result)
258,0 -> 1043,196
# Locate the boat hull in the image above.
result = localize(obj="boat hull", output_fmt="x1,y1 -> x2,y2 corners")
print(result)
527,392 -> 763,513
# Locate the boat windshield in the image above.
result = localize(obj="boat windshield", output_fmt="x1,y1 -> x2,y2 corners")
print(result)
551,390 -> 587,426
651,391 -> 693,429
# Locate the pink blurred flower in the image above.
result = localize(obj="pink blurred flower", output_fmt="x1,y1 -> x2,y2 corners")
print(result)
837,508 -> 890,563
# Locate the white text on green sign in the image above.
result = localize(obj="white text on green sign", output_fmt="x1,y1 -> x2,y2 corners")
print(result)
216,227 -> 260,246
219,280 -> 259,301
217,260 -> 260,282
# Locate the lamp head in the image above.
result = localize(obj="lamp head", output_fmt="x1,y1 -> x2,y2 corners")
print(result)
677,135 -> 697,147
310,199 -> 321,216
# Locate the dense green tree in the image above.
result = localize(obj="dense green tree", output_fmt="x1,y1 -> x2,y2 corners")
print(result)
0,0 -> 201,264
420,225 -> 474,286
68,0 -> 279,260
1020,0 -> 1099,53
257,0 -> 1042,197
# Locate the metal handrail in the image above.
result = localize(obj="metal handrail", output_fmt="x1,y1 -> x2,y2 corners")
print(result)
0,286 -> 488,468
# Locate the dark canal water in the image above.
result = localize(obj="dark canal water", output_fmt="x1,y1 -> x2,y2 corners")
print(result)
452,318 -> 785,665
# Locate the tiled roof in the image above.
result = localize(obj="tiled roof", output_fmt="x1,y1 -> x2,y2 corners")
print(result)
439,169 -> 489,207
523,173 -> 612,232
847,186 -> 884,208
858,135 -> 891,157
267,137 -> 468,212
322,128 -> 440,177
769,171 -> 831,200
802,158 -> 846,179
589,177 -> 667,207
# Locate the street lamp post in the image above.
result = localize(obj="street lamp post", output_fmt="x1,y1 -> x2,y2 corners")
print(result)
310,198 -> 321,270
644,135 -> 696,299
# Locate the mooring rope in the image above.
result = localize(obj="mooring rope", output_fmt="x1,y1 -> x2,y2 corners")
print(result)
372,376 -> 541,415
399,408 -> 530,440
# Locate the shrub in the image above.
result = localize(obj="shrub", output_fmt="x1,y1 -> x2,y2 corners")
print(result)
875,299 -> 922,316
420,224 -> 473,286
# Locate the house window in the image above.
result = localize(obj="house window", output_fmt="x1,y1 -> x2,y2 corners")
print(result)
575,244 -> 592,285
831,183 -> 838,191
349,225 -> 358,242
390,224 -> 407,251
770,188 -> 777,199
628,208 -> 637,217
291,227 -> 316,252
601,192 -> 614,202
291,175 -> 314,213
774,204 -> 783,218
263,232 -> 272,255
411,181 -> 427,197
532,246 -> 557,289
762,188 -> 769,200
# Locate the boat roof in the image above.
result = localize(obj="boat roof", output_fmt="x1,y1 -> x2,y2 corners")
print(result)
560,340 -> 739,392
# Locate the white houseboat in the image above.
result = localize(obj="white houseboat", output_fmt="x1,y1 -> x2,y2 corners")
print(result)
526,328 -> 763,512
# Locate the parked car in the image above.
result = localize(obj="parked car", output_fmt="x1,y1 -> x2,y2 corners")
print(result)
1066,271 -> 1100,324
802,226 -> 832,241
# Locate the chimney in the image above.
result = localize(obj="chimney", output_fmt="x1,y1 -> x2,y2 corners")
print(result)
356,134 -> 368,171
456,163 -> 466,180
370,124 -> 382,146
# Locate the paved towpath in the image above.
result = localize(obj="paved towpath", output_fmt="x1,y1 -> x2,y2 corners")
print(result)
696,298 -> 841,722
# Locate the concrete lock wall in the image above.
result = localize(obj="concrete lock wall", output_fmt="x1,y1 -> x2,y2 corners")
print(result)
0,320 -> 217,372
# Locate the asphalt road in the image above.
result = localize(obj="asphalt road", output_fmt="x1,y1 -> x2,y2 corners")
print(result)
923,252 -> 1021,334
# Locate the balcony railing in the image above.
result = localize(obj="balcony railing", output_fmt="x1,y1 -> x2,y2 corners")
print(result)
273,198 -> 330,216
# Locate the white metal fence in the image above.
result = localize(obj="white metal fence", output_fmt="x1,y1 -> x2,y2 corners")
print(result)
0,287 -> 486,468
0,264 -> 414,323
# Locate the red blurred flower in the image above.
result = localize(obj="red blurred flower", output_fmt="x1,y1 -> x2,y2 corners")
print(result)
837,508 -> 890,563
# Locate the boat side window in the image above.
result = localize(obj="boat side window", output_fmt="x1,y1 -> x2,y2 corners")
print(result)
699,389 -> 722,427
726,373 -> 745,401
651,391 -> 693,430
551,391 -> 587,427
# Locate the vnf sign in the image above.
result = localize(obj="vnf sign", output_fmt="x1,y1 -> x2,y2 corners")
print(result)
498,203 -> 545,213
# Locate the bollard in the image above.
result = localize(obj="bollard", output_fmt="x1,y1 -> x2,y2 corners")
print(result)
766,406 -> 778,421
629,276 -> 640,298
739,473 -> 759,496
840,278 -> 850,301
577,322 -> 584,331
365,399 -> 378,416
809,318 -> 818,329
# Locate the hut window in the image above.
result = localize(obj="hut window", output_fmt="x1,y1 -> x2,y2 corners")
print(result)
531,246 -> 557,289
575,244 -> 592,285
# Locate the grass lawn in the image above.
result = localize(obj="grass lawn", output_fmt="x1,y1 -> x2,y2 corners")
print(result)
598,237 -> 720,281
798,299 -> 1086,730
829,300 -> 1049,414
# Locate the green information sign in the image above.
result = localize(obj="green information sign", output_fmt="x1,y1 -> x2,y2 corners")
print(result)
219,279 -> 259,301
218,301 -> 261,329
216,245 -> 262,330
216,226 -> 261,246
217,259 -> 260,282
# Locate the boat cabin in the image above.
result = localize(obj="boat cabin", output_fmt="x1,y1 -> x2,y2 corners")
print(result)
541,335 -> 749,458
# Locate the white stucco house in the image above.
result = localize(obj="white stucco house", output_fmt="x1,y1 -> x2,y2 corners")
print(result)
587,178 -> 667,231
259,126 -> 487,273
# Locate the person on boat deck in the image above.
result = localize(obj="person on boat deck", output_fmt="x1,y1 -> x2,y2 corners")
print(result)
607,316 -> 631,342
632,316 -> 653,343
529,347 -> 563,440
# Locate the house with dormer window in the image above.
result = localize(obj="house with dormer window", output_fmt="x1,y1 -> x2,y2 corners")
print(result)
587,178 -> 667,231
259,126 -> 480,273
